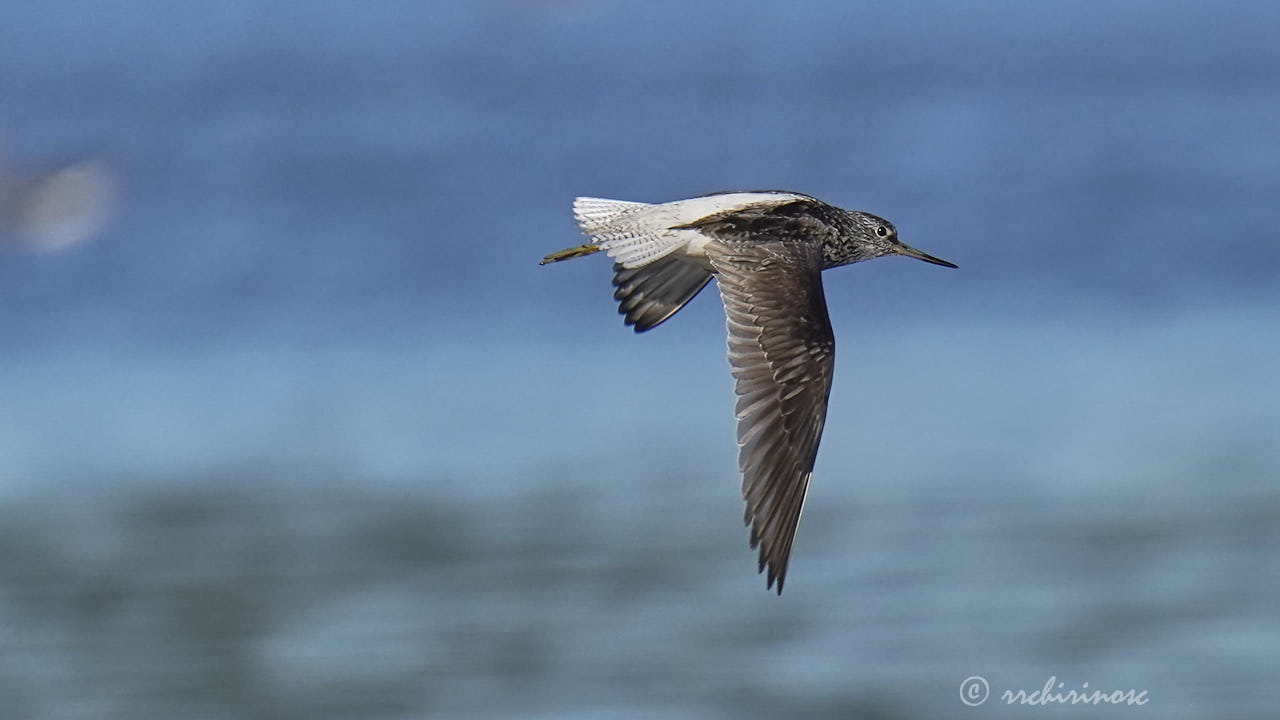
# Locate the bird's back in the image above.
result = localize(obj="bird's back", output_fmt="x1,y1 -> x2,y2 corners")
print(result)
572,191 -> 813,269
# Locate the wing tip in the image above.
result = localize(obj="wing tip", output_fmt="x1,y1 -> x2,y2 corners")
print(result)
749,524 -> 791,595
761,551 -> 788,595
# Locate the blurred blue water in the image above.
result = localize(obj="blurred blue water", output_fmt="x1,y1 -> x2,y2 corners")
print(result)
1,1 -> 1278,718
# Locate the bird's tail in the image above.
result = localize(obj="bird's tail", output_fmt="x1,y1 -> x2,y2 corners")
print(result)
572,196 -> 650,235
540,197 -> 648,265
569,196 -> 695,268
543,195 -> 712,330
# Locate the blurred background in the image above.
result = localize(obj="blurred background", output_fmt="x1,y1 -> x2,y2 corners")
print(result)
1,1 -> 1278,717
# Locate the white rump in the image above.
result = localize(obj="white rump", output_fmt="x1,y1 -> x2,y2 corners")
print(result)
573,192 -> 807,269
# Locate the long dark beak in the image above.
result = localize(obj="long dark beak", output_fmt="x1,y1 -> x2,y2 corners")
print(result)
895,242 -> 957,268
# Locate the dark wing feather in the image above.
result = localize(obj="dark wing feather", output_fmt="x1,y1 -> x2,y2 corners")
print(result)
612,255 -> 713,332
708,240 -> 835,594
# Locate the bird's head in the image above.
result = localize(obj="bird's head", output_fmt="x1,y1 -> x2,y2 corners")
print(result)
838,210 -> 957,269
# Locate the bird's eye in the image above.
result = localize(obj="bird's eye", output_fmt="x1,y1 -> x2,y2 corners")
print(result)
875,226 -> 889,238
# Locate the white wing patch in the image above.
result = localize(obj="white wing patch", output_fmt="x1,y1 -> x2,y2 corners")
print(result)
573,192 -> 807,269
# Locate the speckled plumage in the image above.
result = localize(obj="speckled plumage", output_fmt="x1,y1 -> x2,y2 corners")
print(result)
542,191 -> 956,593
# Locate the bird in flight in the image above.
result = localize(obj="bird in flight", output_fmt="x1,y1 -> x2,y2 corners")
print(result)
542,191 -> 956,593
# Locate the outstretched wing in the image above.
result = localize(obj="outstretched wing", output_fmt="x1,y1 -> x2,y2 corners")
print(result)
708,240 -> 836,594
612,256 -> 713,332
